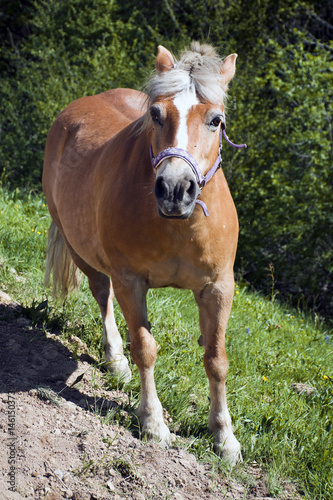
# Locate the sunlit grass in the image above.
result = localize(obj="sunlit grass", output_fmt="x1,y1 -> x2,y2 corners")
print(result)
1,188 -> 332,499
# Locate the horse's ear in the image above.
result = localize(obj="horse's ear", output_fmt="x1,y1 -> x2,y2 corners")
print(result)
155,46 -> 175,74
221,53 -> 237,85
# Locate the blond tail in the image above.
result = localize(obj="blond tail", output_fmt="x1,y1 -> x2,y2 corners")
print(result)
44,221 -> 81,299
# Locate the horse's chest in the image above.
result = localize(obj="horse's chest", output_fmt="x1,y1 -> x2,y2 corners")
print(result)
146,256 -> 215,290
106,212 -> 236,290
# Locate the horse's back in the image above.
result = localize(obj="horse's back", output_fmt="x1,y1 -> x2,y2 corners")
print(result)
45,88 -> 146,158
43,88 -> 146,205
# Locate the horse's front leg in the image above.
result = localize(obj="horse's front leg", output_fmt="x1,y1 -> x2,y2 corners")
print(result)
112,272 -> 171,446
195,279 -> 242,464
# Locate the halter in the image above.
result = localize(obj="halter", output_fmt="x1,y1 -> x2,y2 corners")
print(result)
150,123 -> 247,217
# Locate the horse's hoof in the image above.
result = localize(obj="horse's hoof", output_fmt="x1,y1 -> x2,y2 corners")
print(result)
106,356 -> 132,383
213,432 -> 242,464
218,445 -> 243,465
157,431 -> 176,449
141,417 -> 172,447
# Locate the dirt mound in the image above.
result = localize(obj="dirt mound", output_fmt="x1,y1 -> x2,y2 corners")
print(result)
0,293 -> 299,499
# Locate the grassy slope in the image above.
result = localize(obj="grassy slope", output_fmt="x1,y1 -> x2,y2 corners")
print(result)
0,189 -> 332,499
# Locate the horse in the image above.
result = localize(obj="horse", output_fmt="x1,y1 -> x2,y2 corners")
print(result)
42,41 -> 246,463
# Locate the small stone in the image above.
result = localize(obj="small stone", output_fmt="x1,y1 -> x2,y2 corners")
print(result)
175,475 -> 187,487
16,317 -> 30,327
292,382 -> 315,395
106,479 -> 115,491
72,491 -> 90,500
173,494 -> 184,500
62,472 -> 70,483
43,349 -> 58,360
54,469 -> 63,481
66,401 -> 77,412
0,291 -> 17,305
132,493 -> 145,500
231,484 -> 244,494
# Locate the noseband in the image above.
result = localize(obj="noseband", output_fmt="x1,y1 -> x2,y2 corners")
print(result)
150,123 -> 247,217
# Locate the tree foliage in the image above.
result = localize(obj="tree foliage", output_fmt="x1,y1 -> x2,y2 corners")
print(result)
0,0 -> 332,319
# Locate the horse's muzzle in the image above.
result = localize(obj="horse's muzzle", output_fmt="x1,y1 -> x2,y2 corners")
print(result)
154,173 -> 200,219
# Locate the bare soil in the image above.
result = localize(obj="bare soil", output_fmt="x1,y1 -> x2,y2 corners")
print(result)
0,292 -> 301,500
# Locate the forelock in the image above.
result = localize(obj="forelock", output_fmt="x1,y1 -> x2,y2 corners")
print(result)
145,42 -> 227,107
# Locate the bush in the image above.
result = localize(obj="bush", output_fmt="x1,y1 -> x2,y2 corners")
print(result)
0,0 -> 332,320
226,33 -> 333,318
0,0 -> 163,187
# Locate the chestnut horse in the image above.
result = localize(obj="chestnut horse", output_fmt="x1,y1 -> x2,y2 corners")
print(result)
43,42 -> 246,463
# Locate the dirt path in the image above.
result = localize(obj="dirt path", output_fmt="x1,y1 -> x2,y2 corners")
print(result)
0,292 -> 300,499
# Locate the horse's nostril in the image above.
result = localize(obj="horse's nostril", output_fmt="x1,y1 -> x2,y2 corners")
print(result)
155,176 -> 198,206
186,179 -> 197,198
154,177 -> 170,201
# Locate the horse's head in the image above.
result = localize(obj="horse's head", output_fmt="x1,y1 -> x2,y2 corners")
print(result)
147,43 -> 238,219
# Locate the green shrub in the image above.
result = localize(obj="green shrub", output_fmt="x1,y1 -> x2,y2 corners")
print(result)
0,0 -> 163,187
226,32 -> 333,318
0,0 -> 332,320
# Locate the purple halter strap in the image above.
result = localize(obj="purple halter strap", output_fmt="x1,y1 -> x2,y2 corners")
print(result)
150,123 -> 247,217
221,123 -> 247,149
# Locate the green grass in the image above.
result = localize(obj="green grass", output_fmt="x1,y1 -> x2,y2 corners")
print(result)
1,188 -> 332,499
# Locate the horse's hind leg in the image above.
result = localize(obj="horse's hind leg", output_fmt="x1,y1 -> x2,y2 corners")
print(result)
45,221 -> 130,380
60,245 -> 131,381
87,270 -> 131,382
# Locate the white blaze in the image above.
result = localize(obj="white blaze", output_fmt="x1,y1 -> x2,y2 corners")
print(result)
173,87 -> 198,150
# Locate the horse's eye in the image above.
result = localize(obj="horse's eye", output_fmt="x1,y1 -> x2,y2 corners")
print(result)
210,116 -> 222,128
150,108 -> 163,126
